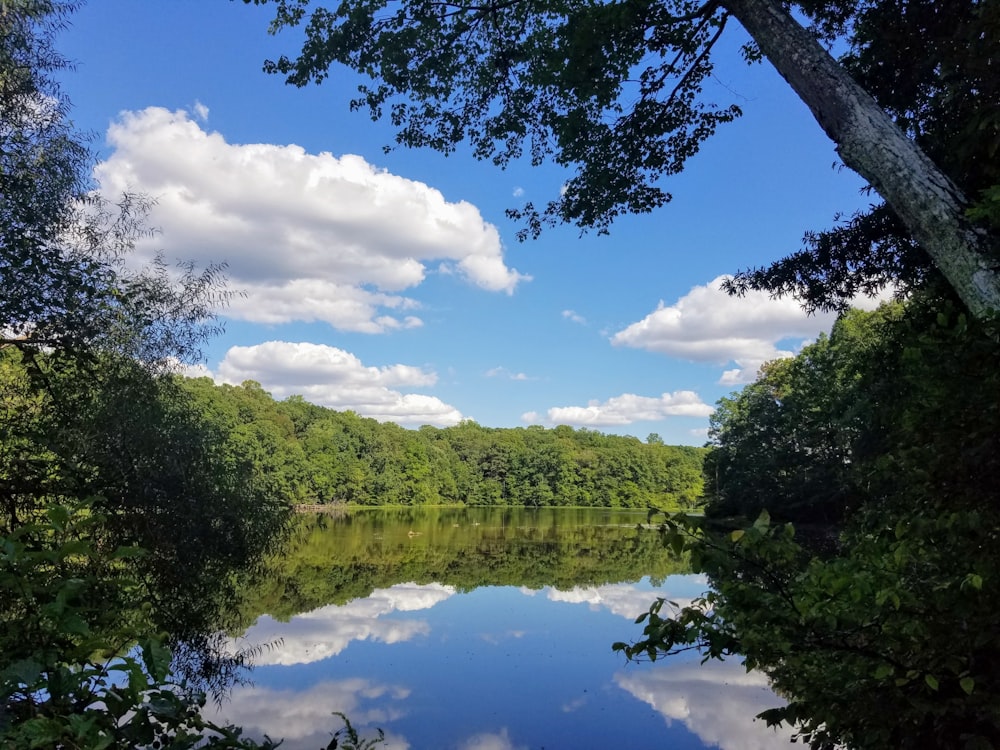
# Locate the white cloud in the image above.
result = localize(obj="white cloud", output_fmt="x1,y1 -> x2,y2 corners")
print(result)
611,276 -> 841,385
562,309 -> 587,325
484,366 -> 532,381
615,660 -> 795,750
94,107 -> 529,332
512,186 -> 525,197
207,341 -> 464,426
458,728 -> 526,750
226,279 -> 424,334
231,582 -> 456,666
478,629 -> 526,645
542,583 -> 689,620
204,678 -> 411,750
540,391 -> 714,427
520,411 -> 540,424
191,100 -> 209,121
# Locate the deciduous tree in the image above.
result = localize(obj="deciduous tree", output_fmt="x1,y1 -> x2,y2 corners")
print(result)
246,0 -> 1000,316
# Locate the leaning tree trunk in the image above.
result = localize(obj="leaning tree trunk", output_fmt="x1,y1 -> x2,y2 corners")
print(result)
722,0 -> 1000,319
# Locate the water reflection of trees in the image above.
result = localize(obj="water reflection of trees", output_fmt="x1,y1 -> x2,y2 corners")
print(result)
232,508 -> 689,626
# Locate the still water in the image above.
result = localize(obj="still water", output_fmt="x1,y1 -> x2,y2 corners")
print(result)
209,508 -> 794,749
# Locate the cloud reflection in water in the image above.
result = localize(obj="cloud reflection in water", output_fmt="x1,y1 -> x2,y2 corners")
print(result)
616,659 -> 795,750
232,582 -> 455,665
204,678 -> 411,750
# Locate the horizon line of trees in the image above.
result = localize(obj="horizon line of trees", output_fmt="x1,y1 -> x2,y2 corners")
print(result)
178,375 -> 707,510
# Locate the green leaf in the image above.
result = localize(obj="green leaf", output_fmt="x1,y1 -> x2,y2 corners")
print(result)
873,663 -> 893,680
962,573 -> 983,591
752,510 -> 770,530
730,529 -> 745,542
924,674 -> 939,691
46,504 -> 71,531
960,677 -> 975,695
140,638 -> 173,683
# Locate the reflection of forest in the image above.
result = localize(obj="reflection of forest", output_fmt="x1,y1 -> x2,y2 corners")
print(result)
234,508 -> 688,625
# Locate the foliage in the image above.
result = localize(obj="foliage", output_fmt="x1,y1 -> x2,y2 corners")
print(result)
1,3 -> 294,745
178,379 -> 707,510
246,0 -> 1000,313
246,0 -> 741,238
728,0 -> 1000,310
0,1 -> 227,362
703,304 -> 905,523
0,346 -> 291,648
618,299 -> 1000,749
619,506 -> 1000,749
233,507 -> 686,623
0,504 -> 389,749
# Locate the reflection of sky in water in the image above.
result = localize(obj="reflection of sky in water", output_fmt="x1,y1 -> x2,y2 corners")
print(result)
230,582 -> 455,665
209,576 -> 792,749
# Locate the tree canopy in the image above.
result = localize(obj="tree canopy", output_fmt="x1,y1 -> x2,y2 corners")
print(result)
247,0 -> 1000,315
619,296 -> 1000,748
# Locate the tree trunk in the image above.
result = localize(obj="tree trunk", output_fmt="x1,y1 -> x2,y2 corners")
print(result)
722,0 -> 1000,319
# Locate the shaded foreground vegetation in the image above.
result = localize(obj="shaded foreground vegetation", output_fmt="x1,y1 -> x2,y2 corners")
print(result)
621,297 -> 1000,749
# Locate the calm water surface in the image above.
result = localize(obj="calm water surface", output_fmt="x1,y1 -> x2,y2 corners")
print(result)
210,508 -> 794,749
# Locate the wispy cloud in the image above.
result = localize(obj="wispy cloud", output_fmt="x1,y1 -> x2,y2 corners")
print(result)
485,366 -> 533,381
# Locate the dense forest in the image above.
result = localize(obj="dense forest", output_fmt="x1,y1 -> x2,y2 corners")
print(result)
179,375 -> 706,510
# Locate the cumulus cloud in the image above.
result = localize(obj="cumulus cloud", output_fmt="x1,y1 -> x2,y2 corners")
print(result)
615,660 -> 794,750
535,391 -> 714,427
530,580 -> 704,621
611,276 -> 842,384
562,309 -> 587,325
94,107 -> 528,332
204,678 -> 411,750
231,583 -> 456,666
205,341 -> 464,426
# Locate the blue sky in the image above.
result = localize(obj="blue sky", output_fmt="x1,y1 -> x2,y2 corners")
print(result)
57,1 -> 877,445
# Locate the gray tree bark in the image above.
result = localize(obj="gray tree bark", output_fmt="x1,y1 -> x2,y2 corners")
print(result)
722,0 -> 1000,319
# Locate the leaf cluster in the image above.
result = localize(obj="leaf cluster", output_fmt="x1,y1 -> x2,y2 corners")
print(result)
247,0 -> 740,236
731,0 -> 1000,309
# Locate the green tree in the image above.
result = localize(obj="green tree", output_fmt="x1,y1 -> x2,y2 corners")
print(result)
1,0 -> 289,714
728,0 -> 1000,312
246,0 -> 1000,316
621,298 -> 1000,748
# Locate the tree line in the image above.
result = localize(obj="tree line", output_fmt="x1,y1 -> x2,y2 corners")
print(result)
179,376 -> 707,510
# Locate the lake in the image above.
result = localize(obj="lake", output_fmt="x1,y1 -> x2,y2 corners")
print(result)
208,507 -> 794,749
